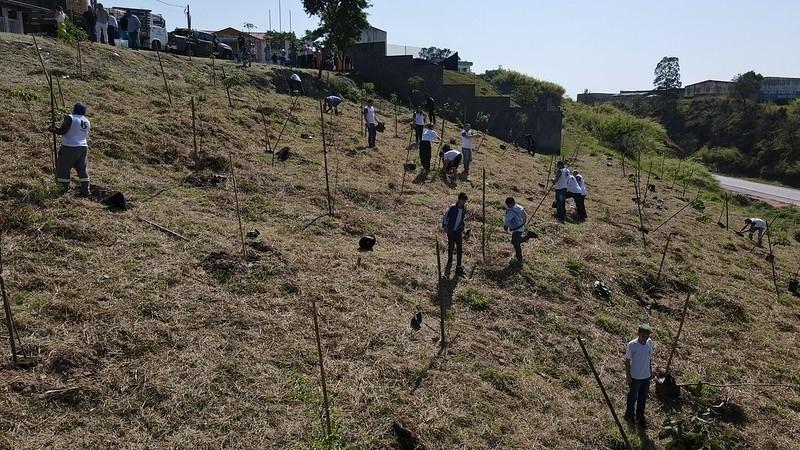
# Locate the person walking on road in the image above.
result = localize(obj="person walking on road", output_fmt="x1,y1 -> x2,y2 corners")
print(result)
426,95 -> 436,124
442,192 -> 468,277
419,123 -> 439,172
624,324 -> 654,428
460,123 -> 482,179
51,102 -> 92,196
553,161 -> 570,220
503,197 -> 535,262
412,107 -> 426,146
737,218 -> 767,247
363,99 -> 378,149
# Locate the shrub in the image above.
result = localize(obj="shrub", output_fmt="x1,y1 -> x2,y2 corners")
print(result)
594,314 -> 626,335
59,20 -> 88,44
693,146 -> 745,174
456,287 -> 490,310
223,71 -> 250,90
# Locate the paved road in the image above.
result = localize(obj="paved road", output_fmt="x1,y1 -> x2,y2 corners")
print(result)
714,174 -> 800,206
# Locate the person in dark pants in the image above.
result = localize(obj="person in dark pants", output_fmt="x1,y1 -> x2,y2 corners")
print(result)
426,95 -> 436,124
567,171 -> 587,221
51,102 -> 92,196
107,13 -> 118,46
323,95 -> 343,115
83,6 -> 96,42
625,324 -> 654,428
363,99 -> 377,148
288,73 -> 304,95
525,134 -> 536,156
412,107 -> 425,146
419,123 -> 439,172
552,160 -> 570,220
124,11 -> 141,50
441,192 -> 468,277
503,197 -> 533,262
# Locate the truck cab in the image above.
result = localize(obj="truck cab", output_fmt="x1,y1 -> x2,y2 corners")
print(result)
109,7 -> 167,51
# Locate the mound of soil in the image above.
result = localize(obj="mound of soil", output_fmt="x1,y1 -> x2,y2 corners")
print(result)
184,171 -> 227,187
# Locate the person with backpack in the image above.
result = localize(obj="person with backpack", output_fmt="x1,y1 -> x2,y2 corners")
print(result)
363,99 -> 378,148
412,107 -> 426,146
441,192 -> 468,277
426,95 -> 436,124
419,123 -> 439,172
51,102 -> 92,196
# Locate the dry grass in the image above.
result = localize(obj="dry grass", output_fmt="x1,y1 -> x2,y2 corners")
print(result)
1,33 -> 799,449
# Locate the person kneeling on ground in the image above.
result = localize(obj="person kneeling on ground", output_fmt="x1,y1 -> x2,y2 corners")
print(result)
567,171 -> 587,221
52,102 -> 92,196
738,217 -> 767,246
503,197 -> 535,262
412,107 -> 426,146
624,324 -> 654,428
323,95 -> 343,115
440,145 -> 462,179
419,123 -> 439,172
441,192 -> 468,277
289,72 -> 304,95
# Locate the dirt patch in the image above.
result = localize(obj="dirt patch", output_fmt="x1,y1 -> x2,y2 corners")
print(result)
184,171 -> 227,187
201,251 -> 250,282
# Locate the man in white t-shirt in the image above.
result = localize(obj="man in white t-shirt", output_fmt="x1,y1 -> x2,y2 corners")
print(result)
460,123 -> 482,179
440,145 -> 462,179
412,107 -> 426,146
737,217 -> 767,246
52,102 -> 92,196
288,73 -> 304,96
419,123 -> 439,171
624,324 -> 654,427
363,100 -> 377,148
566,171 -> 587,221
552,161 -> 571,220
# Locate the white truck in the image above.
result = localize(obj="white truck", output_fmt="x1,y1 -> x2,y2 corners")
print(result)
108,7 -> 167,51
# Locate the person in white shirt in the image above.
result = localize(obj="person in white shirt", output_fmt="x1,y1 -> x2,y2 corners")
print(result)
460,123 -> 482,178
94,4 -> 109,44
363,100 -> 377,148
552,161 -> 571,220
503,197 -> 536,262
54,6 -> 67,39
440,145 -> 462,178
107,13 -> 118,46
52,102 -> 92,196
412,107 -> 426,146
566,171 -> 587,221
288,73 -> 304,95
624,324 -> 654,427
738,218 -> 767,246
419,123 -> 439,171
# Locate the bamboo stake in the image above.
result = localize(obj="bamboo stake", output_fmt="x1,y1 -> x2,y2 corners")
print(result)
76,40 -> 83,78
191,97 -> 198,163
137,216 -> 189,241
650,192 -> 701,234
310,298 -> 332,440
577,337 -> 633,450
682,169 -> 693,199
261,112 -> 272,157
396,128 -> 415,207
435,238 -> 445,348
766,224 -> 779,297
633,177 -> 648,249
1,234 -> 20,365
642,160 -> 653,206
55,76 -> 65,109
665,292 -> 690,373
272,95 -> 299,157
229,153 -> 247,259
716,194 -> 726,225
482,168 -> 487,264
155,46 -> 172,106
725,193 -> 729,230
432,119 -> 447,173
544,155 -> 555,192
320,100 -> 334,216
671,159 -> 683,189
221,65 -> 232,107
32,35 -> 58,176
654,233 -> 673,286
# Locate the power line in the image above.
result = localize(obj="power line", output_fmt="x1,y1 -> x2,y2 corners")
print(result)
153,0 -> 185,9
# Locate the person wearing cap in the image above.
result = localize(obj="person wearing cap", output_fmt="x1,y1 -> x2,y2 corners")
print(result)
460,123 -> 482,179
412,107 -> 426,146
323,95 -> 343,115
624,324 -> 654,428
419,123 -> 439,172
552,161 -> 570,220
503,197 -> 534,262
737,218 -> 767,246
51,102 -> 92,196
441,192 -> 468,277
363,99 -> 378,148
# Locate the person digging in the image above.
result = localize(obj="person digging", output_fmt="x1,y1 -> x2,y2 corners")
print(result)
737,217 -> 767,247
441,192 -> 468,278
419,123 -> 439,172
323,95 -> 343,115
624,324 -> 654,428
440,145 -> 462,182
51,102 -> 92,196
503,197 -> 537,263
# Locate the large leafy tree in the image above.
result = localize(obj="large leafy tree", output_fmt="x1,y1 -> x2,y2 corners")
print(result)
732,71 -> 764,100
302,0 -> 371,77
418,47 -> 451,64
653,56 -> 681,90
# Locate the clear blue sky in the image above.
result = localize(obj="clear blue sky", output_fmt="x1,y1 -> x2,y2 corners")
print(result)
137,0 -> 800,98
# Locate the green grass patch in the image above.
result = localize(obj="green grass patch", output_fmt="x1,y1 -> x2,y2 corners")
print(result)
594,313 -> 627,336
456,286 -> 490,310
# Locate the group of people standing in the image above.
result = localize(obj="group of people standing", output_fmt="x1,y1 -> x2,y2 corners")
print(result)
71,5 -> 141,50
412,105 -> 483,181
552,160 -> 588,221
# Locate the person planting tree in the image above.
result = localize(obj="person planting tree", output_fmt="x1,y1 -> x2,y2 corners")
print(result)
460,123 -> 482,179
441,192 -> 468,278
419,123 -> 439,172
51,102 -> 92,196
503,197 -> 535,262
323,95 -> 343,115
624,324 -> 654,428
737,218 -> 767,247
288,72 -> 304,95
440,145 -> 463,181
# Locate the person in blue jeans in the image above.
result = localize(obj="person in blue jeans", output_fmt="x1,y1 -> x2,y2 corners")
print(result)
460,123 -> 482,179
124,10 -> 141,50
441,192 -> 468,278
552,160 -> 570,220
624,324 -> 654,428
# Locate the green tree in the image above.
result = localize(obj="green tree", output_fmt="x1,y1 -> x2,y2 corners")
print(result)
302,0 -> 371,78
418,47 -> 451,64
732,71 -> 764,100
654,56 -> 682,90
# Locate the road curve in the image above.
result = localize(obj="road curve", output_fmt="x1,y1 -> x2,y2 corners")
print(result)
713,174 -> 800,206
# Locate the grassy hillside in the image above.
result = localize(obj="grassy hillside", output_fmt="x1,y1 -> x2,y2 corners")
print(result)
442,69 -> 500,97
1,33 -> 800,450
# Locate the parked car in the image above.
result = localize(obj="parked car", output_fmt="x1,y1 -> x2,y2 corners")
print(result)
109,7 -> 167,51
167,29 -> 234,59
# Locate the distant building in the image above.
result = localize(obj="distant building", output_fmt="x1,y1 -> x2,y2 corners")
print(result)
356,25 -> 387,44
214,27 -> 266,63
1,0 -> 54,34
758,77 -> 800,102
458,60 -> 473,73
684,80 -> 734,97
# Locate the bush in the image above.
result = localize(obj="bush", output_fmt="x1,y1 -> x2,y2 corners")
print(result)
456,287 -> 490,310
693,146 -> 745,174
59,20 -> 88,44
481,69 -> 565,108
222,71 -> 250,89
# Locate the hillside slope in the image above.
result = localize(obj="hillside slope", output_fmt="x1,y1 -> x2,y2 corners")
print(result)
1,34 -> 799,449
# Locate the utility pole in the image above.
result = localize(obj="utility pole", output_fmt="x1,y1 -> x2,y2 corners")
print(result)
186,4 -> 191,30
268,10 -> 271,31
278,0 -> 282,32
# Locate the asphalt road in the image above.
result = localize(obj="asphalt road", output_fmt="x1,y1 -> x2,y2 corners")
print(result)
714,174 -> 800,206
